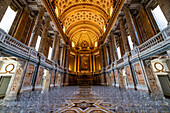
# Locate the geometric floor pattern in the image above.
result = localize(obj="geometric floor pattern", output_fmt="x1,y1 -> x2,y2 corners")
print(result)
0,86 -> 170,112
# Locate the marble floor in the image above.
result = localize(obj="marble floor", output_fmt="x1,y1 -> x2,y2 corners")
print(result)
0,86 -> 170,113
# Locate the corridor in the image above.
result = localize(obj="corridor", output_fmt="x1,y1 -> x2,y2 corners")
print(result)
0,86 -> 170,113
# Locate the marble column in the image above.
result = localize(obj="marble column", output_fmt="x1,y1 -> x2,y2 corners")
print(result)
38,16 -> 50,53
66,46 -> 70,68
157,0 -> 170,23
105,44 -> 110,65
44,37 -> 50,57
124,5 -> 139,47
65,46 -> 70,85
60,45 -> 65,67
103,44 -> 108,67
51,31 -> 59,60
102,46 -> 107,67
111,31 -> 118,60
54,36 -> 60,64
30,6 -> 45,48
108,36 -> 114,62
99,48 -> 103,68
0,0 -> 12,22
117,36 -> 125,57
14,7 -> 29,41
118,16 -> 130,52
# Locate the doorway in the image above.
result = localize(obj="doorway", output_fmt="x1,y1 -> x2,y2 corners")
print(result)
158,75 -> 170,98
0,76 -> 11,99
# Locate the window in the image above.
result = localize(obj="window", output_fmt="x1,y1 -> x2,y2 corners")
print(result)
48,47 -> 52,60
35,36 -> 41,51
117,47 -> 121,59
0,6 -> 17,33
151,4 -> 168,30
128,35 -> 133,50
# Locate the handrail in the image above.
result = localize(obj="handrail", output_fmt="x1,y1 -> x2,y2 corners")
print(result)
138,25 -> 170,53
0,28 -> 30,54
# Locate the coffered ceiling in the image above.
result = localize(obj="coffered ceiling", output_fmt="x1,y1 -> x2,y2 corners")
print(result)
41,0 -> 126,53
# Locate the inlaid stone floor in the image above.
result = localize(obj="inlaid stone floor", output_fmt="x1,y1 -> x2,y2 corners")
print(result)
0,86 -> 170,113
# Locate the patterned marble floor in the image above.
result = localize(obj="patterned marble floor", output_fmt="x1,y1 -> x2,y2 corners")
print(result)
0,86 -> 170,113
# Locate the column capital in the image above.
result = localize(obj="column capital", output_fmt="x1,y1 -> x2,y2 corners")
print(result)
123,3 -> 130,10
38,5 -> 45,10
44,15 -> 51,21
118,15 -> 124,22
54,31 -> 59,35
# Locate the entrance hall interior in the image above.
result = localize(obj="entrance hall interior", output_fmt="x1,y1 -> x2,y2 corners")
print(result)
0,0 -> 170,112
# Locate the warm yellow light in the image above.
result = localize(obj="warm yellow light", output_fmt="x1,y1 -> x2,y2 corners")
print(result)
55,6 -> 59,17
95,41 -> 98,47
110,6 -> 113,16
72,42 -> 75,47
63,26 -> 65,33
104,26 -> 106,32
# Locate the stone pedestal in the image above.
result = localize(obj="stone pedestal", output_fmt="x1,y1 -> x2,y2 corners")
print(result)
117,69 -> 125,88
41,70 -> 51,93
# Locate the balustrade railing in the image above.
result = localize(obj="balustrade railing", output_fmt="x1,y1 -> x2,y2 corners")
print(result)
131,25 -> 170,56
0,28 -> 30,54
117,57 -> 124,64
0,28 -> 54,66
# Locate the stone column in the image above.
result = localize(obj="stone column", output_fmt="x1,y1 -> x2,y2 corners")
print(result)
108,36 -> 114,62
30,6 -> 45,48
14,7 -> 29,41
65,46 -> 70,85
54,36 -> 60,64
124,5 -> 139,47
117,36 -> 125,57
111,31 -> 118,60
157,0 -> 170,23
66,46 -> 70,69
0,0 -> 12,22
118,16 -> 130,52
38,16 -> 50,53
99,48 -> 103,68
103,44 -> 108,67
60,44 -> 64,66
105,44 -> 110,65
51,31 -> 59,60
44,37 -> 50,57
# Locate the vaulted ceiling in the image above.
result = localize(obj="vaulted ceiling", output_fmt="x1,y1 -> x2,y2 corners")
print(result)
42,0 -> 126,53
